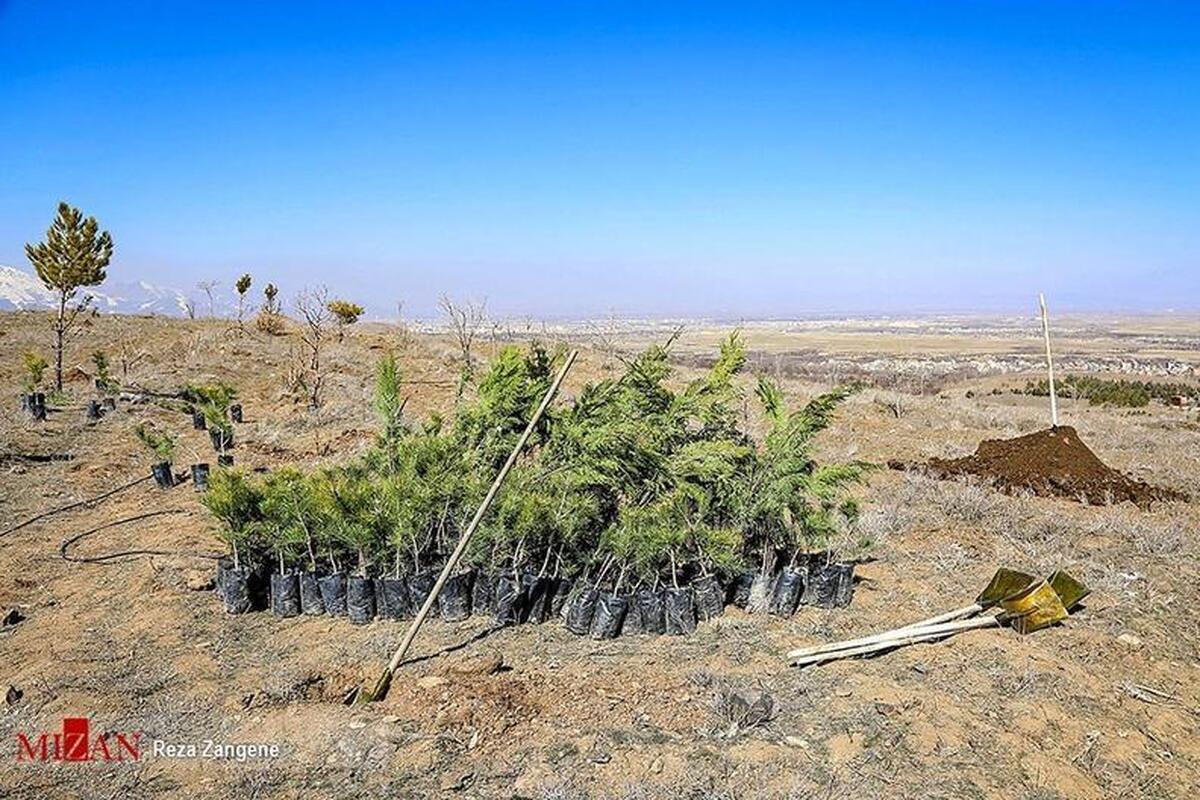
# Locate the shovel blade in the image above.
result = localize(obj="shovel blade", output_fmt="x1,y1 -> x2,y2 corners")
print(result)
1046,570 -> 1090,611
975,568 -> 1036,608
1000,579 -> 1068,634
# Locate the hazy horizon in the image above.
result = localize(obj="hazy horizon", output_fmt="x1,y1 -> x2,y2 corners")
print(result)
2,2 -> 1197,318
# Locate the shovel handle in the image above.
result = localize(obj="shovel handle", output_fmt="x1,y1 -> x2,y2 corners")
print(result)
786,612 -> 993,660
790,616 -> 1000,666
786,603 -> 983,660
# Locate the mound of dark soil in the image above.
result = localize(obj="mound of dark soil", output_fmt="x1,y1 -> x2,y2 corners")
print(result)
897,426 -> 1187,507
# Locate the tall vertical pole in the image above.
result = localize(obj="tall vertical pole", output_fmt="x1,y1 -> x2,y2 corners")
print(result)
1039,293 -> 1059,428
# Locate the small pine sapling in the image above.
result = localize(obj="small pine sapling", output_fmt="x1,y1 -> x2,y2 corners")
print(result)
255,282 -> 286,335
134,423 -> 176,463
91,350 -> 117,394
201,468 -> 263,571
260,467 -> 325,572
234,273 -> 253,333
21,352 -> 49,392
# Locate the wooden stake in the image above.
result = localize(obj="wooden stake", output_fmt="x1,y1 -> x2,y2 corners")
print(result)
1039,292 -> 1058,428
359,349 -> 578,702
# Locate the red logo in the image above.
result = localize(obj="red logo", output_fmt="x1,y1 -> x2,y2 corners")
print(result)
16,718 -> 141,762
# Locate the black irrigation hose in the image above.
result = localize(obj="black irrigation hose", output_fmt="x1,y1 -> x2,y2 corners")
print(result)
0,453 -> 74,464
0,474 -> 154,540
58,508 -> 222,564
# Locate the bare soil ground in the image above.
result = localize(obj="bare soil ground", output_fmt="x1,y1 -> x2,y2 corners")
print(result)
1,311 -> 1198,799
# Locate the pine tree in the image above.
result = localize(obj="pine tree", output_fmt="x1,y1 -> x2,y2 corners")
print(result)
24,202 -> 114,391
235,273 -> 253,332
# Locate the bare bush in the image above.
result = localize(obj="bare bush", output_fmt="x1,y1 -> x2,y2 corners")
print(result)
294,286 -> 331,409
439,293 -> 487,396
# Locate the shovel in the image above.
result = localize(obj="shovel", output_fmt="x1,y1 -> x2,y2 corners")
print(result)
787,569 -> 1088,666
354,349 -> 578,704
787,568 -> 1035,661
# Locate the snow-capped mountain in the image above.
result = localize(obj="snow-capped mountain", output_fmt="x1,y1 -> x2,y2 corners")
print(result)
0,265 -> 196,316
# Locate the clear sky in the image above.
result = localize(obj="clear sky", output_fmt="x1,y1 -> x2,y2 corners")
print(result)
1,1 -> 1197,317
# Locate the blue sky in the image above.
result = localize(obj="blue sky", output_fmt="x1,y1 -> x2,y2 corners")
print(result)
1,1 -> 1196,317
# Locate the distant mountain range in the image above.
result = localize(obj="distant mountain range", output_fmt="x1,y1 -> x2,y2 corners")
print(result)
0,264 -> 207,316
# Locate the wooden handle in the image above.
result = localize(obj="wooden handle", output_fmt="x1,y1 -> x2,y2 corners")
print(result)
786,612 -> 994,660
786,603 -> 982,660
790,616 -> 1000,667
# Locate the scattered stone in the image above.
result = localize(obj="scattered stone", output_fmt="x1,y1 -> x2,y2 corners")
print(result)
185,572 -> 215,591
417,675 -> 449,690
589,750 -> 612,764
447,650 -> 504,677
2,608 -> 24,626
439,771 -> 474,791
784,735 -> 809,748
348,720 -> 367,730
650,757 -> 663,774
1117,633 -> 1143,650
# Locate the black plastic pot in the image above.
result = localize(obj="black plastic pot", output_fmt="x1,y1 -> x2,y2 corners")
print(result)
493,574 -> 525,626
636,588 -> 666,635
769,566 -> 806,617
800,553 -> 830,606
191,463 -> 210,492
619,594 -> 644,635
209,427 -> 234,452
101,397 -> 117,412
407,572 -> 439,617
811,562 -> 856,608
521,572 -> 553,624
222,565 -> 254,614
692,574 -> 725,622
565,586 -> 600,635
747,570 -> 776,613
214,557 -> 232,600
230,403 -> 243,423
440,571 -> 474,622
299,572 -> 325,615
151,461 -> 174,489
471,571 -> 496,616
85,400 -> 102,422
217,454 -> 234,467
549,577 -> 574,619
375,576 -> 410,620
270,573 -> 301,618
192,410 -> 207,430
318,572 -> 348,616
589,593 -> 628,640
729,569 -> 758,608
28,393 -> 46,422
347,575 -> 376,624
664,587 -> 697,636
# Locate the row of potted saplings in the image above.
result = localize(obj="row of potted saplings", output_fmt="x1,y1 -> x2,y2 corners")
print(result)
213,550 -> 856,639
20,390 -> 117,422
141,403 -> 243,490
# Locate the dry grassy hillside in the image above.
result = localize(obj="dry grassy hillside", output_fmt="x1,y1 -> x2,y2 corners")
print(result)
1,311 -> 1198,799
